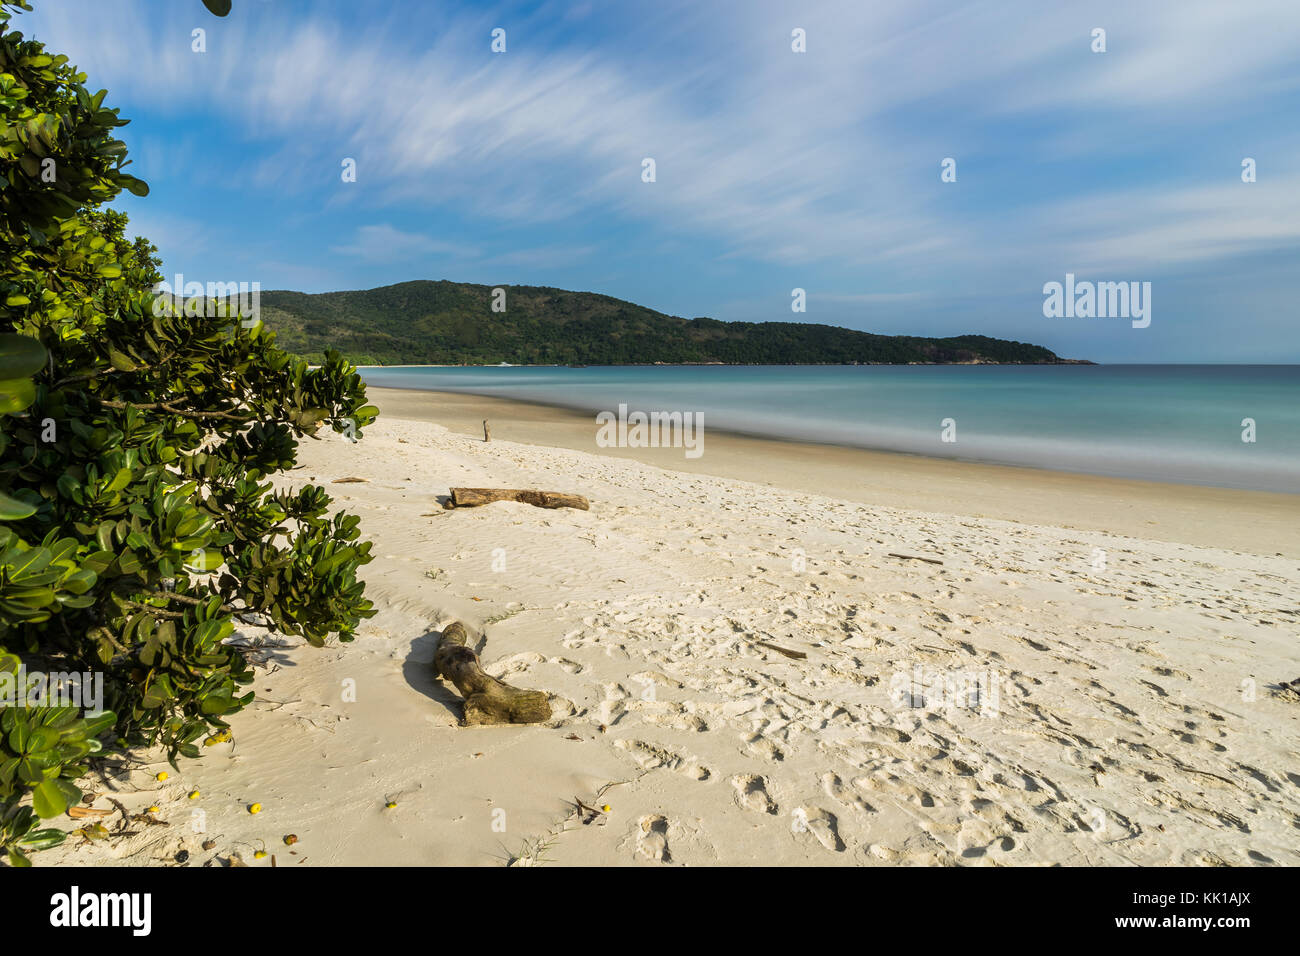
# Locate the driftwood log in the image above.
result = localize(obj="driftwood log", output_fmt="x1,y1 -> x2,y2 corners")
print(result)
447,487 -> 590,511
433,621 -> 551,725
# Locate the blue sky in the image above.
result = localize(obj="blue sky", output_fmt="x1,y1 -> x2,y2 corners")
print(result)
16,0 -> 1300,362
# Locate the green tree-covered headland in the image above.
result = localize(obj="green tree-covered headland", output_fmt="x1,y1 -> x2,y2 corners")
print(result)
259,281 -> 1088,367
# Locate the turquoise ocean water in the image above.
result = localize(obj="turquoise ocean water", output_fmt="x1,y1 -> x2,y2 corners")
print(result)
358,365 -> 1300,494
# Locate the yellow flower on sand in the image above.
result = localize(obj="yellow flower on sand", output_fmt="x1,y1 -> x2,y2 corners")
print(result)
156,772 -> 168,781
248,803 -> 262,814
188,790 -> 200,800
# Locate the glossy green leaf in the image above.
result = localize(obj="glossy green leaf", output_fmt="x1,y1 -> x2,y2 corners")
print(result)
32,778 -> 69,818
0,490 -> 36,520
0,333 -> 46,378
17,828 -> 66,850
0,376 -> 36,413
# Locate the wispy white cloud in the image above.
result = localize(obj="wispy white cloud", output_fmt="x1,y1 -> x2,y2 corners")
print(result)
1029,177 -> 1300,272
18,0 -> 1300,307
329,225 -> 474,263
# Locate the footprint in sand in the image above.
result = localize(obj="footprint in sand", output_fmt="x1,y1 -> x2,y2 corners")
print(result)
597,681 -> 630,725
822,772 -> 876,814
1178,732 -> 1227,753
598,698 -> 626,726
956,818 -> 1019,859
731,774 -> 778,814
615,739 -> 711,781
487,652 -> 546,679
866,843 -> 902,862
854,771 -> 940,808
641,705 -> 708,733
742,733 -> 784,763
636,815 -> 671,862
794,807 -> 845,852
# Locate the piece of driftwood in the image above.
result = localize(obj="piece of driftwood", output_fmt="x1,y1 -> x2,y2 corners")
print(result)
448,487 -> 590,511
887,552 -> 944,566
66,806 -> 113,820
483,419 -> 491,442
433,621 -> 551,725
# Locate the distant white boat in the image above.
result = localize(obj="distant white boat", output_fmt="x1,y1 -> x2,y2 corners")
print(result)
496,362 -> 513,367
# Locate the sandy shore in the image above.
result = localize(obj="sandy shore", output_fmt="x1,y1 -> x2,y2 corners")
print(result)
374,387 -> 1300,558
45,389 -> 1300,866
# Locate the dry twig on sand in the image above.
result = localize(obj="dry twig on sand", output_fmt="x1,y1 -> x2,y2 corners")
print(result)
886,552 -> 944,565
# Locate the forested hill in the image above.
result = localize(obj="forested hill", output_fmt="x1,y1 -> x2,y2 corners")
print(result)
258,280 -> 1085,366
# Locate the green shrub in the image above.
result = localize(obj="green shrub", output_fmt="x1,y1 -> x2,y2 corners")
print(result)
0,0 -> 377,864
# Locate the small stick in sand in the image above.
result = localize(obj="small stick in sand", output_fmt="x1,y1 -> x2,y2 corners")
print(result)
449,488 -> 590,511
573,797 -> 604,824
483,419 -> 491,442
754,640 -> 807,660
887,552 -> 944,566
434,621 -> 551,725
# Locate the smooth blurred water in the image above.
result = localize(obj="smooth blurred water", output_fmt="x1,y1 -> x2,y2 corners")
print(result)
359,365 -> 1300,493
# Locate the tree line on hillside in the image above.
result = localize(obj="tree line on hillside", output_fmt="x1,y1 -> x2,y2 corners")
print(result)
255,281 -> 1079,366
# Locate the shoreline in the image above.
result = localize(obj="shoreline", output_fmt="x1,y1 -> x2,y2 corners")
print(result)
367,386 -> 1300,557
352,360 -> 1101,367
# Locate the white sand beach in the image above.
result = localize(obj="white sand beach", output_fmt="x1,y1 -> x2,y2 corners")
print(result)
46,389 -> 1300,867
